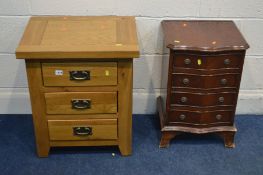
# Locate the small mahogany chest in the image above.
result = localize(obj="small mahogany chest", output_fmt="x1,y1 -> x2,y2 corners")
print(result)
16,16 -> 139,157
158,20 -> 249,148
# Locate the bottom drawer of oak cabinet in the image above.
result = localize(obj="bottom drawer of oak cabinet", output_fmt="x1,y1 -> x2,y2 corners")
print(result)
168,110 -> 233,126
48,119 -> 117,141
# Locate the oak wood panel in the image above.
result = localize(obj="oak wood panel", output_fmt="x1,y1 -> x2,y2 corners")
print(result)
48,119 -> 117,141
47,114 -> 117,120
50,140 -> 118,147
42,62 -> 117,86
41,86 -> 118,93
117,60 -> 133,156
45,92 -> 117,114
25,61 -> 50,157
16,16 -> 139,59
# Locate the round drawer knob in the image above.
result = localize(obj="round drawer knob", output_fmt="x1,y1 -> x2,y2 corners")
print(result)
183,78 -> 190,85
220,78 -> 227,85
224,59 -> 230,65
180,97 -> 188,103
218,97 -> 225,103
184,58 -> 191,65
179,114 -> 186,120
216,114 -> 222,120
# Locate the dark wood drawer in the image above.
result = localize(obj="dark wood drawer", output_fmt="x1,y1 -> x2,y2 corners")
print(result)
172,73 -> 240,89
173,53 -> 243,70
170,91 -> 237,107
168,110 -> 233,126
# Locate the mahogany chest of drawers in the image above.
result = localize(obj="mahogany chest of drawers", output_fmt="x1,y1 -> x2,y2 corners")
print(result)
158,20 -> 249,148
16,16 -> 139,157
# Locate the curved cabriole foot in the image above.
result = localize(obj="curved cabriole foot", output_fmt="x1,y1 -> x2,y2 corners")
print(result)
159,132 -> 177,148
218,131 -> 236,148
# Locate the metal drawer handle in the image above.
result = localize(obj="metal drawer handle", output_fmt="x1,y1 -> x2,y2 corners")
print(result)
220,78 -> 227,85
183,78 -> 190,85
71,99 -> 91,109
69,70 -> 90,80
184,58 -> 191,65
216,114 -> 222,120
218,97 -> 225,103
73,127 -> 92,136
224,59 -> 230,65
180,97 -> 188,103
179,114 -> 186,120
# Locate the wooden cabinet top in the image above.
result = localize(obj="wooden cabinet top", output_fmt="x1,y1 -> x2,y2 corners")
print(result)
16,16 -> 139,59
162,20 -> 249,52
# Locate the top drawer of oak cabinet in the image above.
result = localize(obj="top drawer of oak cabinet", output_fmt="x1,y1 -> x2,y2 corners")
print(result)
42,62 -> 117,86
173,53 -> 244,70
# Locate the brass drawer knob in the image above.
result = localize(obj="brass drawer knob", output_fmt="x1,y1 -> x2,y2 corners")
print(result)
180,97 -> 188,103
218,97 -> 225,103
224,59 -> 230,65
220,78 -> 227,85
184,58 -> 191,65
183,78 -> 190,85
216,114 -> 222,120
179,114 -> 186,120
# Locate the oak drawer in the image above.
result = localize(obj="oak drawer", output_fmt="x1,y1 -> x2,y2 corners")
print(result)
168,110 -> 233,126
42,62 -> 117,86
172,73 -> 240,89
48,119 -> 117,141
173,53 -> 243,70
171,91 -> 237,107
45,92 -> 117,114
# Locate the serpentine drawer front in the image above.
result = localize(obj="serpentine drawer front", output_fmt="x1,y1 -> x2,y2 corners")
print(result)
158,20 -> 249,148
16,16 -> 139,157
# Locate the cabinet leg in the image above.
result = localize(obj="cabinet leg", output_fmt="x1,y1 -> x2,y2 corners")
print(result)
159,132 -> 177,148
117,60 -> 133,156
36,145 -> 50,157
218,131 -> 236,148
118,144 -> 131,156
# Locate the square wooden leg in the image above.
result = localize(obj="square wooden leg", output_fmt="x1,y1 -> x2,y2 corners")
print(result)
118,60 -> 133,156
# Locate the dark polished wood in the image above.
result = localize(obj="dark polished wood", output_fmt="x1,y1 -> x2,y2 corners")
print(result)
158,20 -> 249,148
162,20 -> 249,52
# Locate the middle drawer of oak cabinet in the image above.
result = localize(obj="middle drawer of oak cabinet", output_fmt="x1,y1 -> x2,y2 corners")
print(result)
45,92 -> 117,114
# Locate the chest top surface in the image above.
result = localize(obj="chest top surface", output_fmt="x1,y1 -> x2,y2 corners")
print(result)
16,16 -> 139,59
162,20 -> 249,52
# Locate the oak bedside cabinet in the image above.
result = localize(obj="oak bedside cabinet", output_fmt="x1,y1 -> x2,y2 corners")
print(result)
158,20 -> 249,148
16,16 -> 139,157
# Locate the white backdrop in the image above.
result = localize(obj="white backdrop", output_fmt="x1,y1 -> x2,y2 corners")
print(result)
0,0 -> 263,114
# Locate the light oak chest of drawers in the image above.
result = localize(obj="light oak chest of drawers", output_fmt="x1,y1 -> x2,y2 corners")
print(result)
158,20 -> 249,148
16,16 -> 139,157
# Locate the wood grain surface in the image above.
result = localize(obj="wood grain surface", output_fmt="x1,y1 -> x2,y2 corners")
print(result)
16,16 -> 139,59
42,62 -> 117,86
